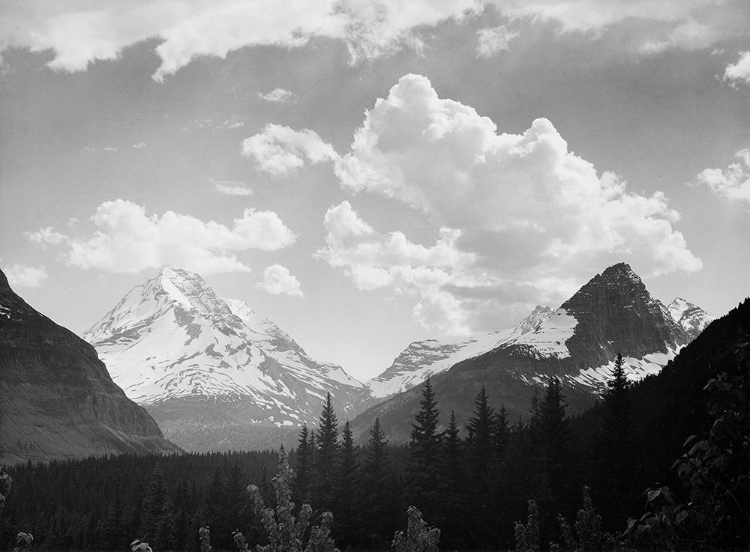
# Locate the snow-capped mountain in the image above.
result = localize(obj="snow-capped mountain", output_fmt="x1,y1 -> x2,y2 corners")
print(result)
352,263 -> 697,442
84,267 -> 373,451
668,297 -> 714,340
367,306 -> 553,399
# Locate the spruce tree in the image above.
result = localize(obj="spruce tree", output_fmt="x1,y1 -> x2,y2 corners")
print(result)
407,378 -> 443,521
595,352 -> 637,526
438,411 -> 468,547
335,421 -> 360,545
314,392 -> 340,510
362,418 -> 393,547
293,424 -> 313,505
467,387 -> 495,483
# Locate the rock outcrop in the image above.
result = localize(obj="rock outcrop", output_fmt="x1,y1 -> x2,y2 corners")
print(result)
0,269 -> 181,465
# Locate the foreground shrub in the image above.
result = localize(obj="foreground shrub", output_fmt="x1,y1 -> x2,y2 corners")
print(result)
515,500 -> 540,552
248,448 -> 338,552
392,506 -> 440,552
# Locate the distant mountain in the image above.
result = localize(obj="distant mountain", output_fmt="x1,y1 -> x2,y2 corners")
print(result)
668,297 -> 714,340
367,306 -> 553,399
0,268 -> 180,465
352,263 -> 694,443
84,268 -> 374,452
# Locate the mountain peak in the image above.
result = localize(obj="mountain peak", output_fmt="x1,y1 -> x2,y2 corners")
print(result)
668,297 -> 715,340
0,268 -> 10,293
600,262 -> 641,284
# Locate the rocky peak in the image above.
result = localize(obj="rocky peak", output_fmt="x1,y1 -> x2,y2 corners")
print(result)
513,305 -> 553,335
560,263 -> 689,364
156,267 -> 235,321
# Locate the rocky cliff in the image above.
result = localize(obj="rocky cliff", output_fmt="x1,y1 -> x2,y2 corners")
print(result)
0,269 -> 181,464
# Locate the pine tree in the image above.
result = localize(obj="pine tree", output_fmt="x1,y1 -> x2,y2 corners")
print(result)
362,418 -> 393,548
407,378 -> 443,521
438,411 -> 468,548
538,377 -> 571,525
334,421 -> 360,545
293,424 -> 313,505
467,387 -> 495,483
595,352 -> 637,526
314,393 -> 340,510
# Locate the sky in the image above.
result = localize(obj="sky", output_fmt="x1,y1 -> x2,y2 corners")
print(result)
1,0 -> 749,381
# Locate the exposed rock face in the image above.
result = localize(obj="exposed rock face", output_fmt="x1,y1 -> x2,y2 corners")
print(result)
351,263 -> 693,443
668,297 -> 715,340
0,269 -> 180,465
84,268 -> 374,452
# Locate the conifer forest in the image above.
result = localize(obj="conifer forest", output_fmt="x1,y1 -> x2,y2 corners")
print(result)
1,301 -> 748,552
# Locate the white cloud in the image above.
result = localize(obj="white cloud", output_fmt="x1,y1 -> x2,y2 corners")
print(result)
133,142 -> 147,149
694,149 -> 750,203
258,88 -> 296,103
325,74 -> 702,335
315,201 -> 485,334
242,124 -> 339,176
256,264 -> 304,296
724,52 -> 750,86
32,199 -> 296,274
211,179 -> 253,196
27,226 -> 70,247
476,25 -> 519,58
0,0 -> 479,81
5,264 -> 48,288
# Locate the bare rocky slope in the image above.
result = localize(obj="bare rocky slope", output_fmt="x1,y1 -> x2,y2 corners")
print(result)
0,269 -> 180,465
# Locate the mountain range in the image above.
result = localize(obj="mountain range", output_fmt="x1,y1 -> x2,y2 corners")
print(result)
81,263 -> 713,450
0,269 -> 180,464
350,263 -> 714,442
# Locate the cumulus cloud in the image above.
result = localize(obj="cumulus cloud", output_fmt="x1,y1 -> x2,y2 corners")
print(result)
326,74 -> 702,334
724,52 -> 750,86
242,124 -> 339,176
5,264 -> 48,288
30,199 -> 296,274
315,201 -> 485,334
258,88 -> 296,103
256,264 -> 304,296
476,25 -> 519,57
211,179 -> 253,196
694,149 -> 750,203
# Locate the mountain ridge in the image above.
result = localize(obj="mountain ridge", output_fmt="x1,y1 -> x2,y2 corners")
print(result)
0,268 -> 180,465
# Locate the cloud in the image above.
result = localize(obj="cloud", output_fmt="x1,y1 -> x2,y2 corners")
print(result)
27,226 -> 70,247
693,149 -> 750,203
133,142 -> 147,149
258,88 -> 296,103
476,25 -> 519,58
242,124 -> 339,176
315,201 -> 484,334
211,179 -> 253,196
256,264 -> 304,296
724,52 -> 750,86
31,199 -> 296,274
326,74 -> 702,334
5,264 -> 48,288
0,0 -> 478,81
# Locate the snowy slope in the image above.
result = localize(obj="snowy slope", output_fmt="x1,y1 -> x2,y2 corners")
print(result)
84,268 -> 373,450
367,306 -> 553,399
668,297 -> 714,340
